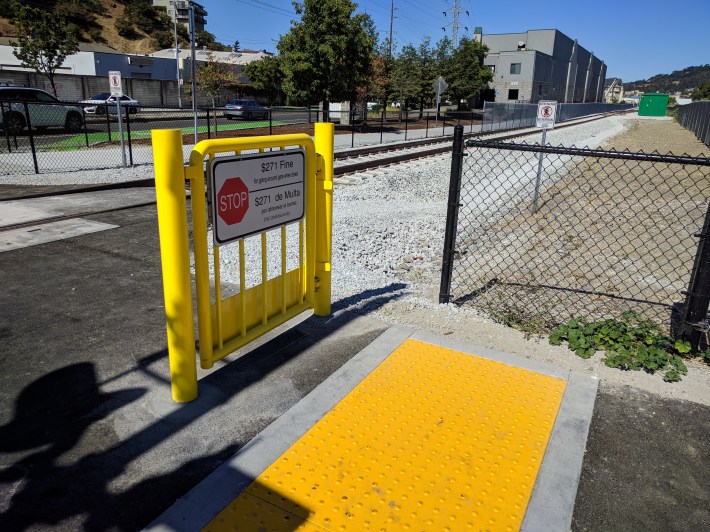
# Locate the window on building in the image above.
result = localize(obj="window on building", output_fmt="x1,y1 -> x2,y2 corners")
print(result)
508,89 -> 519,100
510,63 -> 521,75
486,64 -> 495,73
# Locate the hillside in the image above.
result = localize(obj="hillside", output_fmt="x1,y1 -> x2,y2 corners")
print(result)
624,65 -> 710,94
0,0 -> 186,55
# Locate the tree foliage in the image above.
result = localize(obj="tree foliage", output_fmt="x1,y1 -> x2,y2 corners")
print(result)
10,4 -> 79,97
243,55 -> 285,105
691,82 -> 710,101
442,37 -> 492,108
277,0 -> 377,110
196,53 -> 239,108
196,31 -> 230,51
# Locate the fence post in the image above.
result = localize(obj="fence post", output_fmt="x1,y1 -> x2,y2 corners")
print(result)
439,125 -> 465,304
380,110 -> 384,144
151,128 -> 197,402
125,108 -> 134,166
83,108 -> 89,148
404,110 -> 409,141
351,107 -> 355,148
2,103 -> 11,152
680,202 -> 710,352
23,101 -> 39,174
425,112 -> 429,138
105,110 -> 112,142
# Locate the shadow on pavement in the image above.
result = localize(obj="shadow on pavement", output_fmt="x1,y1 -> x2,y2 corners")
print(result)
0,284 -> 404,530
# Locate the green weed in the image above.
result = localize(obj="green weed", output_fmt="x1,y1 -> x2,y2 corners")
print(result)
549,311 -> 692,382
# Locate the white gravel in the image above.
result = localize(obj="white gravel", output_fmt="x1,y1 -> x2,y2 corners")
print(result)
10,114 -> 710,405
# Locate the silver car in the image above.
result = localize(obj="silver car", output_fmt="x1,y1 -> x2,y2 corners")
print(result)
80,93 -> 141,115
0,86 -> 84,135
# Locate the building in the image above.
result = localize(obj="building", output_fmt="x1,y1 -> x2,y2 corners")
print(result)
604,78 -> 624,103
477,28 -> 606,104
150,47 -> 273,83
152,0 -> 208,34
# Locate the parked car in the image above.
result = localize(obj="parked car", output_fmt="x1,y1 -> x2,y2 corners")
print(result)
80,93 -> 141,115
0,86 -> 84,135
223,99 -> 269,120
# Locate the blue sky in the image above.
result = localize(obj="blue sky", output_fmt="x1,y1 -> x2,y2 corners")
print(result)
201,0 -> 708,82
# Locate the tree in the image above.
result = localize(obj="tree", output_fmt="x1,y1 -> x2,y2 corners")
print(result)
10,4 -> 79,97
391,44 -> 424,111
196,53 -> 239,131
691,82 -> 710,101
244,55 -> 285,105
277,0 -> 377,116
233,40 -> 240,52
443,37 -> 492,109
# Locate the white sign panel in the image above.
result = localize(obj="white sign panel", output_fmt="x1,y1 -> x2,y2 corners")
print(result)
210,150 -> 305,246
109,71 -> 123,97
536,100 -> 557,129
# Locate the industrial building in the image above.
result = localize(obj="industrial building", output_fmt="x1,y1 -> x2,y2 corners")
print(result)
476,28 -> 606,104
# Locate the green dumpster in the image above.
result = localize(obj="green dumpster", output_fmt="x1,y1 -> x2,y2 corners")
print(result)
638,93 -> 669,117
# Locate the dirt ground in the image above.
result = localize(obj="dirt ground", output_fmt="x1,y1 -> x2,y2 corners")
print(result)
376,116 -> 710,406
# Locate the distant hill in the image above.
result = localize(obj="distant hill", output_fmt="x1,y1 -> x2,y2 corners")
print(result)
624,65 -> 710,95
0,0 -> 229,55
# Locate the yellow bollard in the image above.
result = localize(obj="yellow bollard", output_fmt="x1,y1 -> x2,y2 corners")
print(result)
314,122 -> 334,316
152,129 -> 198,402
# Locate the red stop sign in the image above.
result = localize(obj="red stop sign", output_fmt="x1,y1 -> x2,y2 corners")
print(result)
217,177 -> 249,225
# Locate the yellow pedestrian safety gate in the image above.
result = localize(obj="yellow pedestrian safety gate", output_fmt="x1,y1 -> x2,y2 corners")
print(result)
152,124 -> 334,402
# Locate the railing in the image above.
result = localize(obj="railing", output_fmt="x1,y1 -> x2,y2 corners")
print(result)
675,101 -> 710,147
481,101 -> 635,132
0,100 -> 483,176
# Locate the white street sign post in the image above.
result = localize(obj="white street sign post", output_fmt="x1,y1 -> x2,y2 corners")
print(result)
210,150 -> 306,246
108,71 -> 127,168
532,100 -> 558,213
432,76 -> 448,122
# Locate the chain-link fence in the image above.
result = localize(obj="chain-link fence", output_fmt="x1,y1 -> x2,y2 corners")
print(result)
440,127 -> 710,335
0,101 -> 482,175
481,101 -> 635,132
675,101 -> 710,147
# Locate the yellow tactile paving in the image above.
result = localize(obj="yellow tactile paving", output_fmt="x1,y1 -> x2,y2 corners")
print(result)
204,339 -> 566,531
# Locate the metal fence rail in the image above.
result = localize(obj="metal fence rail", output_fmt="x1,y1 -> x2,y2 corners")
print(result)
481,101 -> 634,132
440,126 -> 710,335
675,101 -> 710,147
0,101 -> 482,176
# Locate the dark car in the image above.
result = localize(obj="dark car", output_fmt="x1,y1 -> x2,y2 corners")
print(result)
223,99 -> 269,120
0,86 -> 84,135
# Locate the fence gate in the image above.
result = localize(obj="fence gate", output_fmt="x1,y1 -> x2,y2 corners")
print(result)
440,125 -> 710,340
153,124 -> 333,402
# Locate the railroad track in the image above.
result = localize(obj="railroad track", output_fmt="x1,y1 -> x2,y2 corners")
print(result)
333,110 -> 629,175
1,111 -> 631,233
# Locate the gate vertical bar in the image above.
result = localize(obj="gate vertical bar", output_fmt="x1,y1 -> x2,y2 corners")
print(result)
314,122 -> 334,316
151,128 -> 197,402
680,201 -> 710,351
439,125 -> 465,304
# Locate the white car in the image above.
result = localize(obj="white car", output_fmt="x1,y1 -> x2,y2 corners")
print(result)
81,93 -> 141,115
0,86 -> 84,134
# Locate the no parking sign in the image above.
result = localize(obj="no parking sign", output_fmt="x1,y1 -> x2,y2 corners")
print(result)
536,100 -> 557,129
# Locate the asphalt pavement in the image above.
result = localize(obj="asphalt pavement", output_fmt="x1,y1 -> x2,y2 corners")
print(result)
0,190 -> 708,531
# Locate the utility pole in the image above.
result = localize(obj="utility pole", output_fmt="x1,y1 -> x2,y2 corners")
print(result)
189,1 -> 198,144
388,0 -> 394,58
172,6 -> 182,108
443,0 -> 468,48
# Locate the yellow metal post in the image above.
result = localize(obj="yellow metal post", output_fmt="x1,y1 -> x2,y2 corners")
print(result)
152,129 -> 198,402
314,122 -> 334,316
